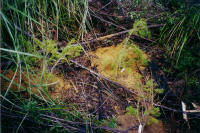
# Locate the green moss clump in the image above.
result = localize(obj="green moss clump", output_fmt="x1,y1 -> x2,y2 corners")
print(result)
147,116 -> 159,125
101,118 -> 117,128
129,19 -> 151,39
125,106 -> 139,117
150,107 -> 161,117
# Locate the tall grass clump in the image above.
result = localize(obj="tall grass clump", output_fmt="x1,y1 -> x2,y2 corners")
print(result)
159,4 -> 200,131
159,6 -> 200,86
159,4 -> 200,95
160,6 -> 200,65
0,0 -> 92,132
1,0 -> 90,102
2,0 -> 91,40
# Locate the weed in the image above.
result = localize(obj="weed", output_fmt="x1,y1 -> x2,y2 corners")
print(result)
125,79 -> 163,126
101,118 -> 117,128
160,7 -> 200,64
1,0 -> 88,131
129,19 -> 151,39
33,38 -> 83,64
126,106 -> 139,116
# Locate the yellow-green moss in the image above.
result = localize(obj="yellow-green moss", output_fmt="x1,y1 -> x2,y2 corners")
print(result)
89,42 -> 149,89
33,38 -> 83,63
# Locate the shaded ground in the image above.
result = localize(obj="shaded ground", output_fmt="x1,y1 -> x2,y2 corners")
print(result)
1,17 -> 170,133
53,39 -> 169,132
2,1 -> 199,132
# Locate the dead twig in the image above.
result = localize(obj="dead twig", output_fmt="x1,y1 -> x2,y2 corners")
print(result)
90,11 -> 160,43
90,13 -> 125,30
154,103 -> 200,115
70,60 -> 137,95
46,118 -> 86,133
70,24 -> 163,48
42,113 -> 136,133
97,79 -> 104,120
14,22 -> 162,49
96,0 -> 113,12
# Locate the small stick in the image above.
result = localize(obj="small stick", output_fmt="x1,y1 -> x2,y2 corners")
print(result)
181,101 -> 188,121
14,23 -> 163,48
96,0 -> 113,12
69,24 -> 163,48
97,79 -> 103,120
70,60 -> 137,95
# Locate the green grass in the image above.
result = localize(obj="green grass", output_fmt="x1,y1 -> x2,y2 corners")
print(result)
160,6 -> 200,94
0,0 -> 93,132
1,0 -> 121,132
159,4 -> 200,132
160,6 -> 200,64
2,0 -> 199,132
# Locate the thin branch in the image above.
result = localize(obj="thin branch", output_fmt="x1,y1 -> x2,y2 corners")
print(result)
96,0 -> 113,12
14,23 -> 163,48
90,11 -> 160,43
70,60 -> 137,95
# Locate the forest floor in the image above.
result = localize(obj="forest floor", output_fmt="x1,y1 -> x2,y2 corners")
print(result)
2,1 -> 200,133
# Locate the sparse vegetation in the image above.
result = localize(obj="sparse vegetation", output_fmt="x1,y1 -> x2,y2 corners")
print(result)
1,0 -> 200,132
125,79 -> 163,126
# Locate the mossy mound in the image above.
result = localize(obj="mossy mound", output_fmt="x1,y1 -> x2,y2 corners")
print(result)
89,44 -> 149,90
2,68 -> 71,101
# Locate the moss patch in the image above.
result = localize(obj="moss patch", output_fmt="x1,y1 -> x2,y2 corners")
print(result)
2,69 -> 71,101
89,44 -> 149,90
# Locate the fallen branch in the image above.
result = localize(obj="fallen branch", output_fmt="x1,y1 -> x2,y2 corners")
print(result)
97,80 -> 104,120
154,103 -> 200,115
69,24 -> 163,48
42,113 -> 136,133
14,22 -> 163,49
90,12 -> 161,43
96,0 -> 113,12
90,13 -> 125,30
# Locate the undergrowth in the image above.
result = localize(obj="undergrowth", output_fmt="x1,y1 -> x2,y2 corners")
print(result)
90,19 -> 163,129
0,0 -> 96,132
160,6 -> 200,102
126,79 -> 164,126
2,0 -> 199,132
124,19 -> 163,127
159,3 -> 200,132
